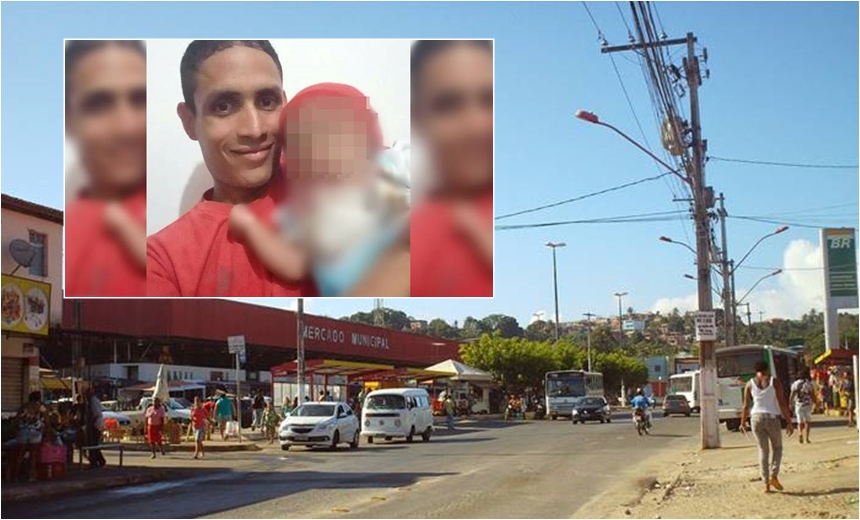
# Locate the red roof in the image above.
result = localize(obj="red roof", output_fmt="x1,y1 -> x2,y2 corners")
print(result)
63,299 -> 461,366
1,193 -> 63,224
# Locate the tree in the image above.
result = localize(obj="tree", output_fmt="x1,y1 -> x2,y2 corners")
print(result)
479,314 -> 524,338
342,308 -> 413,331
591,326 -> 619,353
428,318 -> 458,340
525,320 -> 554,342
593,351 -> 648,397
461,316 -> 486,339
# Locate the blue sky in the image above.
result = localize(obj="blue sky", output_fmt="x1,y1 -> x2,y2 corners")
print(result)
2,1 -> 857,325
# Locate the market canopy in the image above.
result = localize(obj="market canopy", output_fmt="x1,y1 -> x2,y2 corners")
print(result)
120,380 -> 206,393
355,366 -> 451,382
271,358 -> 394,380
425,359 -> 494,382
814,348 -> 858,366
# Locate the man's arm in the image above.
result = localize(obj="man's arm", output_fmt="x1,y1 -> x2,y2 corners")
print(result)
740,382 -> 751,432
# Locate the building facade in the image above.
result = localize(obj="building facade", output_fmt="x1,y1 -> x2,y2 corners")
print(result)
1,195 -> 64,415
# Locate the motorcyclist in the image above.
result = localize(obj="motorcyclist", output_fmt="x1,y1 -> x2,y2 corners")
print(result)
630,388 -> 654,429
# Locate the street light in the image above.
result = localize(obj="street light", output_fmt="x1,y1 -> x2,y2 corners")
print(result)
583,313 -> 596,372
732,226 -> 790,275
575,110 -> 687,184
660,236 -> 698,257
735,269 -> 782,309
614,292 -> 628,344
546,242 -> 567,342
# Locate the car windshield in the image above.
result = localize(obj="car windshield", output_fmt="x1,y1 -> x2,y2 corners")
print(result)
366,394 -> 406,410
173,398 -> 192,408
293,404 -> 335,417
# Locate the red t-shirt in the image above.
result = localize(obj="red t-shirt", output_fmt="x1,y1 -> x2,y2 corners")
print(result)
410,190 -> 493,297
191,407 -> 209,429
146,177 -> 316,297
65,189 -> 147,297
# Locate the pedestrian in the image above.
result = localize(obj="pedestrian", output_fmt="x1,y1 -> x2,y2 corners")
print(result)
292,396 -> 299,410
202,397 -> 216,440
85,388 -> 107,468
318,390 -> 326,402
261,401 -> 280,444
325,390 -> 333,402
251,389 -> 265,431
740,361 -> 794,493
14,391 -> 47,481
444,394 -> 456,430
822,381 -> 832,414
842,372 -> 855,427
281,394 -> 292,416
214,393 -> 233,441
790,368 -> 816,444
145,397 -> 167,459
191,397 -> 209,459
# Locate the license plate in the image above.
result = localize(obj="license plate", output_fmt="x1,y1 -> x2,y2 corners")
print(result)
294,435 -> 307,441
379,420 -> 385,425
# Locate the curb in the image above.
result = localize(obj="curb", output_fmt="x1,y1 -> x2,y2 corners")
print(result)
120,443 -> 261,453
2,469 -> 180,504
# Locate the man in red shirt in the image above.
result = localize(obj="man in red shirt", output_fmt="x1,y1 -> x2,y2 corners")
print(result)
409,40 -> 494,296
147,40 -> 314,296
64,40 -> 147,296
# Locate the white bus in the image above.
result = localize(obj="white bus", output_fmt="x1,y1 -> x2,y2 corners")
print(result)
716,344 -> 802,431
668,370 -> 700,413
545,370 -> 604,420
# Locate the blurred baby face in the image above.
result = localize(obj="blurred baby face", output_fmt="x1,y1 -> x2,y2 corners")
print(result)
283,96 -> 374,186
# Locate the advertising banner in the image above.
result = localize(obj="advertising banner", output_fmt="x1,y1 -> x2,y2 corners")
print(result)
1,275 -> 51,336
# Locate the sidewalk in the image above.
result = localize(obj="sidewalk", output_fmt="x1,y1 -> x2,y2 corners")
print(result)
576,416 -> 859,519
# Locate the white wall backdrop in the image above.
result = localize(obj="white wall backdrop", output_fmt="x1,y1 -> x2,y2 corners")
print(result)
146,39 -> 412,235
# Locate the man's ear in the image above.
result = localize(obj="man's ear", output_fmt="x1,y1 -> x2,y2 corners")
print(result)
177,102 -> 198,141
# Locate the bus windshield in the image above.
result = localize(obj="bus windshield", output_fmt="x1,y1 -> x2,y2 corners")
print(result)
546,375 -> 585,398
717,351 -> 764,378
669,376 -> 693,393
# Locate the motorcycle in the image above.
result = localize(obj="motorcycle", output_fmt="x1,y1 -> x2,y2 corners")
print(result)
633,407 -> 651,436
533,400 -> 546,420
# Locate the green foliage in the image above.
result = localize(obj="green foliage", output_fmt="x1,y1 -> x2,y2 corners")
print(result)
525,320 -> 554,342
428,318 -> 459,339
460,334 -> 646,395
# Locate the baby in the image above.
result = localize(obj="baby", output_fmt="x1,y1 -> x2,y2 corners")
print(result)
229,83 -> 410,296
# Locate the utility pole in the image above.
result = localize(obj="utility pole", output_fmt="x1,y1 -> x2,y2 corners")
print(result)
297,298 -> 306,404
602,30 -> 719,449
759,310 -> 765,323
583,312 -> 596,372
614,292 -> 628,345
717,193 -> 734,347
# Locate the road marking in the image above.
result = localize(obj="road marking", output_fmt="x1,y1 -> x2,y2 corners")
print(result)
332,507 -> 350,512
107,472 -> 231,496
371,496 -> 387,501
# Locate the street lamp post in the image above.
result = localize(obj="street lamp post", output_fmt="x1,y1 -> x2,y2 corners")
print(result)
614,292 -> 628,345
546,242 -> 566,342
583,312 -> 596,372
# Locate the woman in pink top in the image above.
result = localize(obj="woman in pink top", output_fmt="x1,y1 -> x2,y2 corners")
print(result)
145,397 -> 167,459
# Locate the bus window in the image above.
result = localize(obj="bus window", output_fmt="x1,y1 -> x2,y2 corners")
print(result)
717,351 -> 763,378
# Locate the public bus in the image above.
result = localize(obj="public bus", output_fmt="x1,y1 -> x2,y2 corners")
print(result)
544,370 -> 604,420
668,370 -> 700,413
715,344 -> 802,431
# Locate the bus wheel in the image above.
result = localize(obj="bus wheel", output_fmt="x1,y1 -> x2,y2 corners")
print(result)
551,415 -> 557,421
726,419 -> 741,432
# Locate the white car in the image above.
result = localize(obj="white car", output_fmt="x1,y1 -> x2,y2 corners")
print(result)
279,402 -> 360,451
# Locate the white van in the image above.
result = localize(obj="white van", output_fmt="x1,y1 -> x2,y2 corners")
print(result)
361,388 -> 433,443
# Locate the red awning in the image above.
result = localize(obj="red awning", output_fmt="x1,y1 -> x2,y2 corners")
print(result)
814,348 -> 858,366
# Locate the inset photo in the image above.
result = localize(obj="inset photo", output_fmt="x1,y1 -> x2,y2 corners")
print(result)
64,40 -> 148,297
145,39 -> 414,297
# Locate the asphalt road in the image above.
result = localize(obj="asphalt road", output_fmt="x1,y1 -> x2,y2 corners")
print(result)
6,412 -> 700,519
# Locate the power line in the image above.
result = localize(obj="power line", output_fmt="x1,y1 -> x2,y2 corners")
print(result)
708,156 -> 859,170
495,171 -> 675,221
729,215 -> 857,230
496,210 -> 687,231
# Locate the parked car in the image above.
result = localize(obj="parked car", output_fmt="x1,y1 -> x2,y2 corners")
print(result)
662,394 -> 692,417
102,410 -> 132,427
361,388 -> 433,443
278,402 -> 360,451
125,397 -> 192,433
570,396 -> 612,424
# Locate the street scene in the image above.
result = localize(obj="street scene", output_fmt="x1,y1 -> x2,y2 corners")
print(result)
1,1 -> 859,519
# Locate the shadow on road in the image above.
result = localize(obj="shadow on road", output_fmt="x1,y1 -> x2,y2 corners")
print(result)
783,486 -> 859,497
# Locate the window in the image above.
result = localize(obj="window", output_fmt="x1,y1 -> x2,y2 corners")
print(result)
28,230 -> 47,277
654,366 -> 662,374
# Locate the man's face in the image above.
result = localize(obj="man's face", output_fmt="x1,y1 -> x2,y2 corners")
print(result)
413,44 -> 493,193
181,46 -> 284,194
66,45 -> 147,195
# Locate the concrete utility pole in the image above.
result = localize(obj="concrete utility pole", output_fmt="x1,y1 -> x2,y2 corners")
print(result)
602,30 -> 721,448
717,193 -> 734,347
614,292 -> 628,345
583,312 -> 596,372
546,242 -> 566,341
297,298 -> 306,403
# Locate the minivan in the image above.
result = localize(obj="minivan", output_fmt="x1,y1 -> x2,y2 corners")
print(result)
361,388 -> 433,443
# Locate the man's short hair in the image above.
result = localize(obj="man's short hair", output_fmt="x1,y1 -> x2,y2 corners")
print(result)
180,40 -> 283,113
410,39 -> 492,99
65,40 -> 146,108
754,360 -> 769,374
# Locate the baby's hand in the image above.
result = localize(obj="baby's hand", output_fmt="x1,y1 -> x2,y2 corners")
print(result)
229,204 -> 258,238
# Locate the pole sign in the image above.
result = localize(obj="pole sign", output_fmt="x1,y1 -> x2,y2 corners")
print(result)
694,311 -> 717,342
824,228 -> 858,299
227,335 -> 246,356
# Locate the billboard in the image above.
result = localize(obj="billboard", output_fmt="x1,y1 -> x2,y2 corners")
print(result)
1,275 -> 51,336
824,228 -> 858,299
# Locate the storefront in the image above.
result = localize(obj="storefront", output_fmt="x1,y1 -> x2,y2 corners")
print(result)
42,298 -> 462,402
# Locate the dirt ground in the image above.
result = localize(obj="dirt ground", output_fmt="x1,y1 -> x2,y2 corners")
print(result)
575,417 -> 859,519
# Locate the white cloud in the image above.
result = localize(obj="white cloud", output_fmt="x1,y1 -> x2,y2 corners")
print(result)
650,293 -> 698,315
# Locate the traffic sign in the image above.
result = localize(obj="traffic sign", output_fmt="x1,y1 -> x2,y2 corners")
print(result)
228,335 -> 246,356
694,311 -> 717,341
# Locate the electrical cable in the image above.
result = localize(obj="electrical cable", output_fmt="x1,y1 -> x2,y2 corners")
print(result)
708,156 -> 858,170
